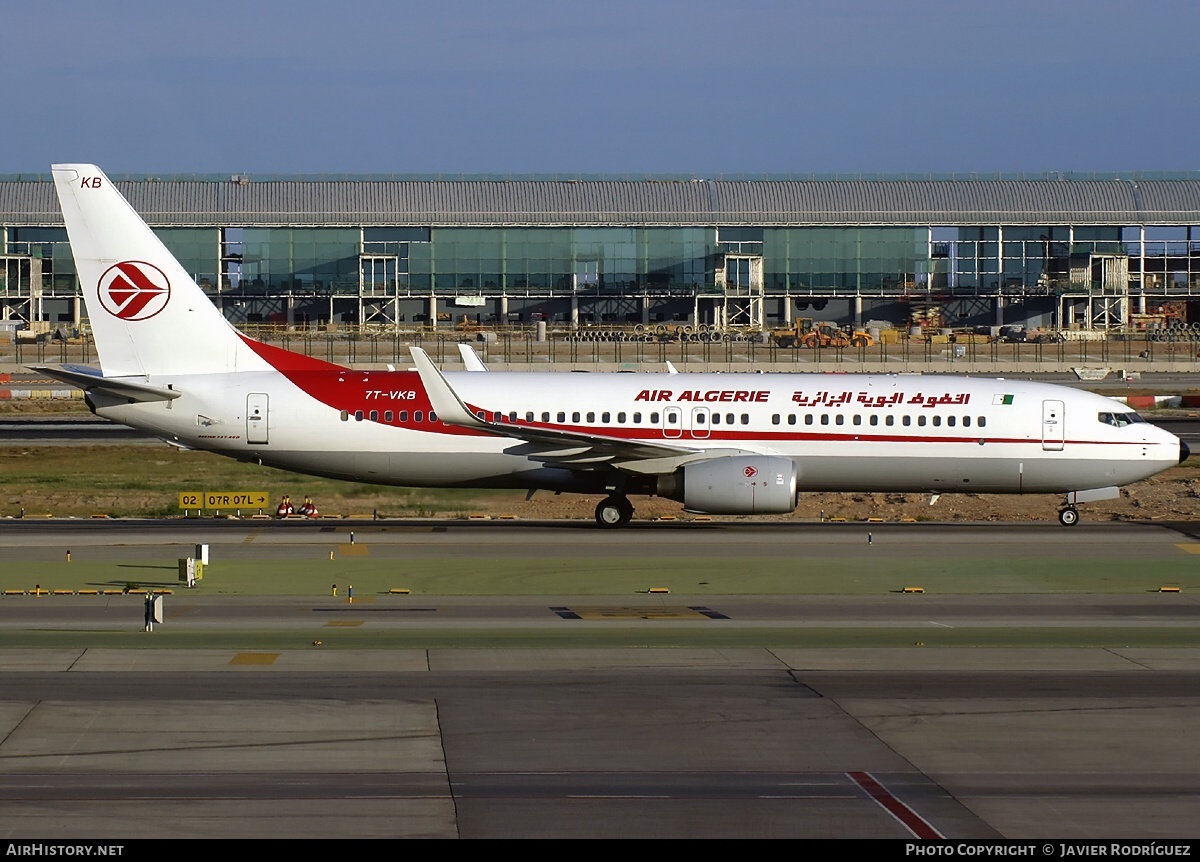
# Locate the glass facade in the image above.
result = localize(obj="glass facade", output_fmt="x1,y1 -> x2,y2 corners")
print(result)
411,227 -> 711,293
4,193 -> 1200,329
5,227 -> 75,293
237,228 -> 361,294
9,223 -> 1200,303
157,228 -> 218,290
764,227 -> 927,293
1129,226 -> 1200,293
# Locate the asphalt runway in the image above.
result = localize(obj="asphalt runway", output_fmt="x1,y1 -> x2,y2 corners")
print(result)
1,521 -> 1199,839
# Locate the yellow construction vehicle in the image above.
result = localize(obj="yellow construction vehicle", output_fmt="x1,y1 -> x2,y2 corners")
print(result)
770,319 -> 874,349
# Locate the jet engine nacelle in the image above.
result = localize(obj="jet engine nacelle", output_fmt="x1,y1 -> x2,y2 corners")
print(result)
659,455 -> 798,515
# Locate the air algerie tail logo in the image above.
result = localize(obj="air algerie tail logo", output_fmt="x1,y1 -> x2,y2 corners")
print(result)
97,261 -> 171,321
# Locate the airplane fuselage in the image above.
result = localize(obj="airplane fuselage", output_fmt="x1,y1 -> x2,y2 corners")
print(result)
93,366 -> 1181,497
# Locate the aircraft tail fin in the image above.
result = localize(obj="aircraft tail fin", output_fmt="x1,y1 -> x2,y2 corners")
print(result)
51,164 -> 267,378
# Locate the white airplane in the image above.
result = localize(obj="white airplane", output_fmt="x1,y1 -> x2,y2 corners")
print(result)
37,164 -> 1188,528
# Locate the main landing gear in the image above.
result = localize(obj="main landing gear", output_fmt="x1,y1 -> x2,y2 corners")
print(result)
595,495 -> 634,528
1057,506 -> 1079,527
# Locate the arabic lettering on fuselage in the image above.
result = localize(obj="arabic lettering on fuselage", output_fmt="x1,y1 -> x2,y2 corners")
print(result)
790,391 -> 971,408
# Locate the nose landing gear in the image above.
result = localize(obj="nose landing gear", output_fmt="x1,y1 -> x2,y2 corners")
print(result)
1057,506 -> 1079,527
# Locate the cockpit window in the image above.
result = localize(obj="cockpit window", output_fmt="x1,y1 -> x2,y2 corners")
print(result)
1098,411 -> 1146,428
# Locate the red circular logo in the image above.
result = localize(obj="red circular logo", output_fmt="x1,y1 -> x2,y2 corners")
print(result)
97,261 -> 171,321
743,465 -> 758,478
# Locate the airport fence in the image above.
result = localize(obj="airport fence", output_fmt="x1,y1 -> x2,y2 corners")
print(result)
8,327 -> 1200,371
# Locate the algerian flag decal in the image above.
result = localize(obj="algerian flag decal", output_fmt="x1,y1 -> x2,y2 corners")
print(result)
993,394 -> 1015,405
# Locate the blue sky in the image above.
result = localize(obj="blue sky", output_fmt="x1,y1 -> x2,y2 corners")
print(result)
5,0 -> 1198,175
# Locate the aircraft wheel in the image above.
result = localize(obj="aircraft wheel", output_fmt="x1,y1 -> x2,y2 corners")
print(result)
1058,506 -> 1079,527
595,495 -> 634,528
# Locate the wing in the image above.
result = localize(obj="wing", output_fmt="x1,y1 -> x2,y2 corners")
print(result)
409,347 -> 751,472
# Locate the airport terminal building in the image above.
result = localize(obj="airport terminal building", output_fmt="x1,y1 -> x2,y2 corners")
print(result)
2,171 -> 1199,334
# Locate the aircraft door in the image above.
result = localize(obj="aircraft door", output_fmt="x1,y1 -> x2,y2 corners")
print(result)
690,407 -> 711,439
1042,399 -> 1064,451
247,393 -> 269,444
663,406 -> 683,439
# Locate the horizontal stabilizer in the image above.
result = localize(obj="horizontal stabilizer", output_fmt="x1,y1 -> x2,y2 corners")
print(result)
30,364 -> 182,403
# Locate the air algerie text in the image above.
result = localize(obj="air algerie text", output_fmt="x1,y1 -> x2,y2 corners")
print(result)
634,389 -> 770,403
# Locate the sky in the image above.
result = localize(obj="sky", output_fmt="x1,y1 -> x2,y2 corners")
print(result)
4,0 -> 1198,176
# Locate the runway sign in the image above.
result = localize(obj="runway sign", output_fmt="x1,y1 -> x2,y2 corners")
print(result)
178,491 -> 269,509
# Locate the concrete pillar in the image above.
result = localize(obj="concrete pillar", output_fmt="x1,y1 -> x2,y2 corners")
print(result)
853,295 -> 863,328
30,258 -> 43,323
499,295 -> 508,324
782,296 -> 793,325
72,296 -> 81,326
285,294 -> 295,326
994,296 -> 1004,326
641,295 -> 650,325
570,295 -> 579,330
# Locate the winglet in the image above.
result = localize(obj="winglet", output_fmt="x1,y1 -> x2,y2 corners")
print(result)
457,342 -> 489,371
409,347 -> 489,429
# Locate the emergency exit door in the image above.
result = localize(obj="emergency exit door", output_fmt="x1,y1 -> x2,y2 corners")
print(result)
247,393 -> 269,444
663,407 -> 682,439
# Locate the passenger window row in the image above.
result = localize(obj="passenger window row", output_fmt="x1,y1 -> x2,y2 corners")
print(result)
478,410 -> 668,425
338,407 -> 990,431
341,410 -> 439,423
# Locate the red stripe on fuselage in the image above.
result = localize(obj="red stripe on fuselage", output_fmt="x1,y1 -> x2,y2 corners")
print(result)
239,335 -> 345,372
236,336 -> 488,437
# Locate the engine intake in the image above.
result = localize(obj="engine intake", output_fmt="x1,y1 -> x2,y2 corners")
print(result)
659,455 -> 798,515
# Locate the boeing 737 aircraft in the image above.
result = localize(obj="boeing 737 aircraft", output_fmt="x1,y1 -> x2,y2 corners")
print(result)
36,164 -> 1188,527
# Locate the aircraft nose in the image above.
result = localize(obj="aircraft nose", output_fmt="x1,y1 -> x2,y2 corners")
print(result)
1181,439 -> 1191,464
